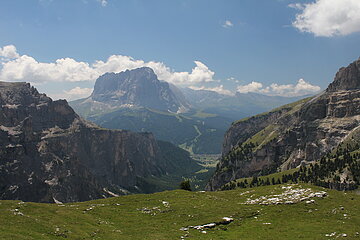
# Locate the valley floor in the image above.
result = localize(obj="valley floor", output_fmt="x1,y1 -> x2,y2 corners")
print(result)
0,184 -> 359,239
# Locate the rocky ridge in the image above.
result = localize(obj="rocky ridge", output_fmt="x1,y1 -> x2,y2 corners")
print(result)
207,58 -> 360,190
0,82 -> 198,203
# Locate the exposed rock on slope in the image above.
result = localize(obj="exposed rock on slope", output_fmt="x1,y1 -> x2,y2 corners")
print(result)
73,67 -> 190,115
0,82 -> 198,203
207,58 -> 360,191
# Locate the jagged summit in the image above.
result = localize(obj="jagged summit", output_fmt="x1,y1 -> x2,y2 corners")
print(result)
327,57 -> 360,92
0,82 -> 50,105
0,81 -> 76,131
90,67 -> 190,113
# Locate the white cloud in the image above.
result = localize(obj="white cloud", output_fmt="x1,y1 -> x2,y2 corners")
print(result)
237,81 -> 265,93
48,87 -> 93,101
189,85 -> 234,96
237,79 -> 321,97
0,45 -> 320,99
65,87 -> 93,100
0,45 -> 215,86
0,45 -> 20,60
94,57 -> 215,85
97,0 -> 107,7
269,79 -> 321,96
0,54 -> 98,84
292,0 -> 360,37
222,20 -> 234,28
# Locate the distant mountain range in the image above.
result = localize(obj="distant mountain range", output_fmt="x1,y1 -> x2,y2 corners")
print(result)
70,67 -> 306,154
69,67 -> 310,154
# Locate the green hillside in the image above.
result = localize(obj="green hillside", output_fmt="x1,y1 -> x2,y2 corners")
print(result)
1,184 -> 359,239
86,108 -> 231,154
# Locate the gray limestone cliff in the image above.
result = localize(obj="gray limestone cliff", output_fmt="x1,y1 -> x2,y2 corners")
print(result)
207,58 -> 360,190
72,67 -> 190,115
0,82 -> 198,202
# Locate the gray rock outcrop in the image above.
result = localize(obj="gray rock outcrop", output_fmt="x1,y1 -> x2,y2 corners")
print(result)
207,58 -> 360,190
0,82 -> 197,202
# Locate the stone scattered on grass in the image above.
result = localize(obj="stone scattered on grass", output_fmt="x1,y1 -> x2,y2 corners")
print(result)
11,208 -> 24,216
325,232 -> 348,238
162,201 -> 170,207
325,232 -> 336,237
186,217 -> 234,232
243,185 -> 327,205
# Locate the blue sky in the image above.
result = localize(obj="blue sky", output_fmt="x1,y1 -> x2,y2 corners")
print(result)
1,0 -> 360,100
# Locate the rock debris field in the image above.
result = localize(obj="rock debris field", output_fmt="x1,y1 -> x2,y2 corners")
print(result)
243,185 -> 327,205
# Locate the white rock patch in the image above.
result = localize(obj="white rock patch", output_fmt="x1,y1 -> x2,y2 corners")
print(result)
243,185 -> 327,205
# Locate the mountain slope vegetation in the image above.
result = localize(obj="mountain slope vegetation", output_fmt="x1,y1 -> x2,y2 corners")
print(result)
0,184 -> 359,239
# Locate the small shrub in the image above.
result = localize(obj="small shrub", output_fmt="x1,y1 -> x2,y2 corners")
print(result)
179,180 -> 192,191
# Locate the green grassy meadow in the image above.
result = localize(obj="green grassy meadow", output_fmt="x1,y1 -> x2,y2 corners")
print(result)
1,184 -> 359,239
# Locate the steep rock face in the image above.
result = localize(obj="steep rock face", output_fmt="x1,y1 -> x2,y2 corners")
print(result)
207,58 -> 360,190
0,82 -> 197,202
90,67 -> 190,113
327,58 -> 360,92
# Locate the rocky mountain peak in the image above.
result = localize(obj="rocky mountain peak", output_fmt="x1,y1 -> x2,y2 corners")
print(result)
327,57 -> 360,92
0,82 -> 51,106
0,81 -> 77,131
90,67 -> 189,112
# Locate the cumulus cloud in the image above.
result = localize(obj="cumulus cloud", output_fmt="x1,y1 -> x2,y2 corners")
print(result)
0,45 -> 215,86
222,20 -> 234,28
0,45 -> 19,60
0,44 -> 320,98
48,87 -> 93,101
237,79 -> 321,97
291,0 -> 360,37
64,87 -> 93,100
237,81 -> 265,94
0,55 -> 98,84
94,57 -> 215,85
189,85 -> 234,96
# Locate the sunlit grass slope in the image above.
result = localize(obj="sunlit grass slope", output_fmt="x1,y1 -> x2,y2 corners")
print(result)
0,184 -> 359,239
